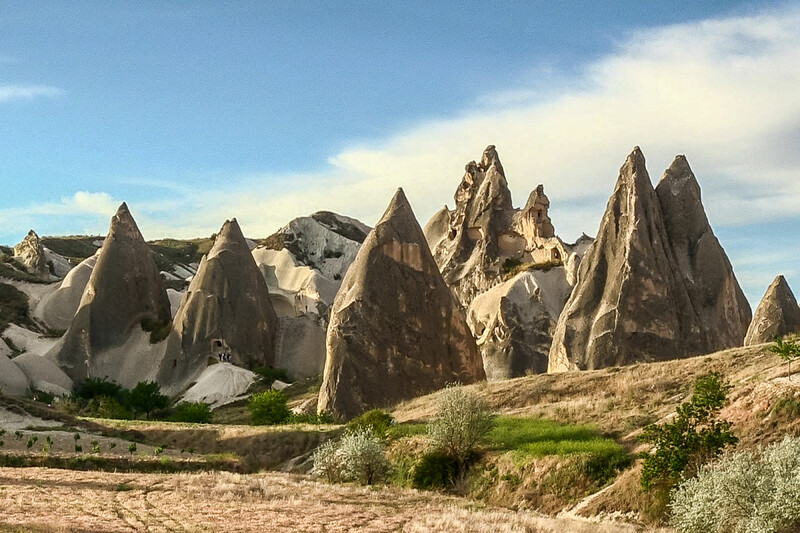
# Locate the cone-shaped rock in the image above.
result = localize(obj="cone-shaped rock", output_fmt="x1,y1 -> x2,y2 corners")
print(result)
157,218 -> 278,390
656,156 -> 751,349
13,230 -> 49,280
318,188 -> 485,419
549,148 -> 704,371
53,203 -> 171,383
744,276 -> 800,345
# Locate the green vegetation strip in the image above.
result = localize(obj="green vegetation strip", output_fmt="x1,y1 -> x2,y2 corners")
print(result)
0,452 -> 248,474
488,416 -> 627,460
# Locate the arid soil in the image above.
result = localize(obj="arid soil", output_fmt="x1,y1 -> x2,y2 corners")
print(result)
0,467 -> 669,533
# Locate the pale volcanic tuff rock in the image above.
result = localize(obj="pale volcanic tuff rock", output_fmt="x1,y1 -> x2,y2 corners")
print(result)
156,218 -> 278,393
318,189 -> 485,419
656,155 -> 751,350
468,268 -> 572,379
12,230 -> 50,280
36,253 -> 99,330
426,145 -> 590,378
744,276 -> 800,346
50,203 -> 172,384
252,211 -> 368,379
549,148 -> 706,372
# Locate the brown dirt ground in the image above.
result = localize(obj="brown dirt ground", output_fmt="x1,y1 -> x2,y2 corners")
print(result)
0,467 -> 670,533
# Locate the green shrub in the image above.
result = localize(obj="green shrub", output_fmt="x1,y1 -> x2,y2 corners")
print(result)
640,373 -> 737,492
412,451 -> 459,490
75,377 -> 126,402
253,366 -> 289,386
671,436 -> 800,533
346,409 -> 393,439
140,318 -> 172,344
248,390 -> 291,425
287,410 -> 335,424
169,402 -> 213,424
87,396 -> 133,420
127,381 -> 169,420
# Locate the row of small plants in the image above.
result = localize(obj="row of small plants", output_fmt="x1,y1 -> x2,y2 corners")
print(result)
0,427 -> 186,456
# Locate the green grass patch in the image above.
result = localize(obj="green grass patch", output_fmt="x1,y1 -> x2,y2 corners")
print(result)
386,422 -> 427,440
40,236 -> 102,263
488,416 -> 626,459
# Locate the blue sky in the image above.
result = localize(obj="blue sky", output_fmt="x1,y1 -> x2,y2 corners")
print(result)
1,1 -> 799,305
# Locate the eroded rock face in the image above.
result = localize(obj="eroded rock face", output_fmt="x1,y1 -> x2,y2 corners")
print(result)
468,267 -> 571,379
51,203 -> 172,384
744,276 -> 800,345
426,145 -> 591,378
656,155 -> 751,350
318,189 -> 484,419
157,219 -> 278,392
13,230 -> 50,280
37,253 -> 99,330
549,148 -> 705,372
252,211 -> 368,379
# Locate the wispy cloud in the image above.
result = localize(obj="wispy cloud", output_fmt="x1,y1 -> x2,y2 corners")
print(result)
0,84 -> 63,103
2,5 -> 800,303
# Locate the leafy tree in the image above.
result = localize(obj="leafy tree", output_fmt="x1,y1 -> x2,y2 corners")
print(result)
770,337 -> 800,377
248,390 -> 291,425
75,377 -> 125,402
640,372 -> 738,492
428,384 -> 494,473
126,381 -> 168,420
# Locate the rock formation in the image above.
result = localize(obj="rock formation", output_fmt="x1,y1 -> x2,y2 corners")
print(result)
468,267 -> 572,379
36,253 -> 99,330
318,189 -> 485,419
0,354 -> 29,396
12,353 -> 74,396
744,276 -> 800,345
50,203 -> 172,384
656,155 -> 751,350
13,230 -> 50,280
549,148 -> 706,371
156,218 -> 278,393
425,145 -> 591,378
252,211 -> 368,379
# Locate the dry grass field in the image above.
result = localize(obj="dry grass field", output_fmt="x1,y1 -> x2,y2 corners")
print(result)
0,467 -> 670,532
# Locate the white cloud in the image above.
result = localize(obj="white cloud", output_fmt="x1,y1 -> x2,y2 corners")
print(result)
0,84 -> 63,103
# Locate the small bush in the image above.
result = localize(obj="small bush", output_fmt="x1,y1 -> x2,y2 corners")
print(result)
311,428 -> 388,485
140,318 -> 172,344
248,390 -> 291,425
288,410 -> 335,424
671,436 -> 800,533
253,366 -> 289,387
346,409 -> 393,439
75,377 -> 125,402
170,402 -> 213,424
412,451 -> 459,490
428,384 -> 494,468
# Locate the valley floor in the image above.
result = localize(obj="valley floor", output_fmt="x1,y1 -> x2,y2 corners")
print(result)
0,467 -> 669,533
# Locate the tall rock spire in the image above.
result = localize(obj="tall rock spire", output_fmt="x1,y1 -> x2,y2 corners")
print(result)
549,148 -> 704,372
318,188 -> 485,419
52,203 -> 171,383
656,155 -> 751,349
158,218 -> 278,391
